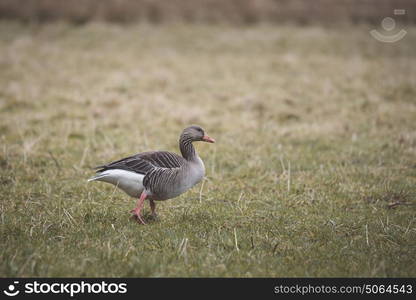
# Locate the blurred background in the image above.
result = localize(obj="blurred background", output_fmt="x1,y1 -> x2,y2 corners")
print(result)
0,0 -> 415,24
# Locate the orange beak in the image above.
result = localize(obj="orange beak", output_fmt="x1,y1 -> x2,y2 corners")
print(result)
202,135 -> 215,143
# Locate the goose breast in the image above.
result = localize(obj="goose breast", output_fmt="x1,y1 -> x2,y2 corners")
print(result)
147,156 -> 205,201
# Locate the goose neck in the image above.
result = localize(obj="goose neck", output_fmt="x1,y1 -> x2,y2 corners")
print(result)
179,135 -> 197,161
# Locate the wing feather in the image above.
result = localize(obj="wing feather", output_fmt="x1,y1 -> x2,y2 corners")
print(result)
94,151 -> 184,175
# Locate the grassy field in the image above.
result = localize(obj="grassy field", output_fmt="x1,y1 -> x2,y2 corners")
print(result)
0,21 -> 415,277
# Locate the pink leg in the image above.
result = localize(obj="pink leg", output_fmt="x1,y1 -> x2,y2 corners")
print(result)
150,200 -> 157,218
131,191 -> 147,224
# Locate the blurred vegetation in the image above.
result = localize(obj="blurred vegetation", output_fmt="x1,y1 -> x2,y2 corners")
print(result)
0,0 -> 415,24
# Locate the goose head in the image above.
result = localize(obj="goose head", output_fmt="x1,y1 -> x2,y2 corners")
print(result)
182,125 -> 215,143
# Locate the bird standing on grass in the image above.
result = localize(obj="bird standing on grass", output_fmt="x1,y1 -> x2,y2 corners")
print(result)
88,125 -> 215,224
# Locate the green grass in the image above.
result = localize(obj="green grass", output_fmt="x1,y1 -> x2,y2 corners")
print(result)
0,22 -> 415,277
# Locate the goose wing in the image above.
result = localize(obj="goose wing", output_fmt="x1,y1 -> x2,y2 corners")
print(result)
136,151 -> 185,169
94,151 -> 184,175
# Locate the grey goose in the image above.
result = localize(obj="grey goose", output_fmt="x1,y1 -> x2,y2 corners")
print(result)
88,125 -> 215,224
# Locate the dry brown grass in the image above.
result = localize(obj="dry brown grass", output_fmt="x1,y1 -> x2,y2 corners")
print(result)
0,0 -> 415,24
